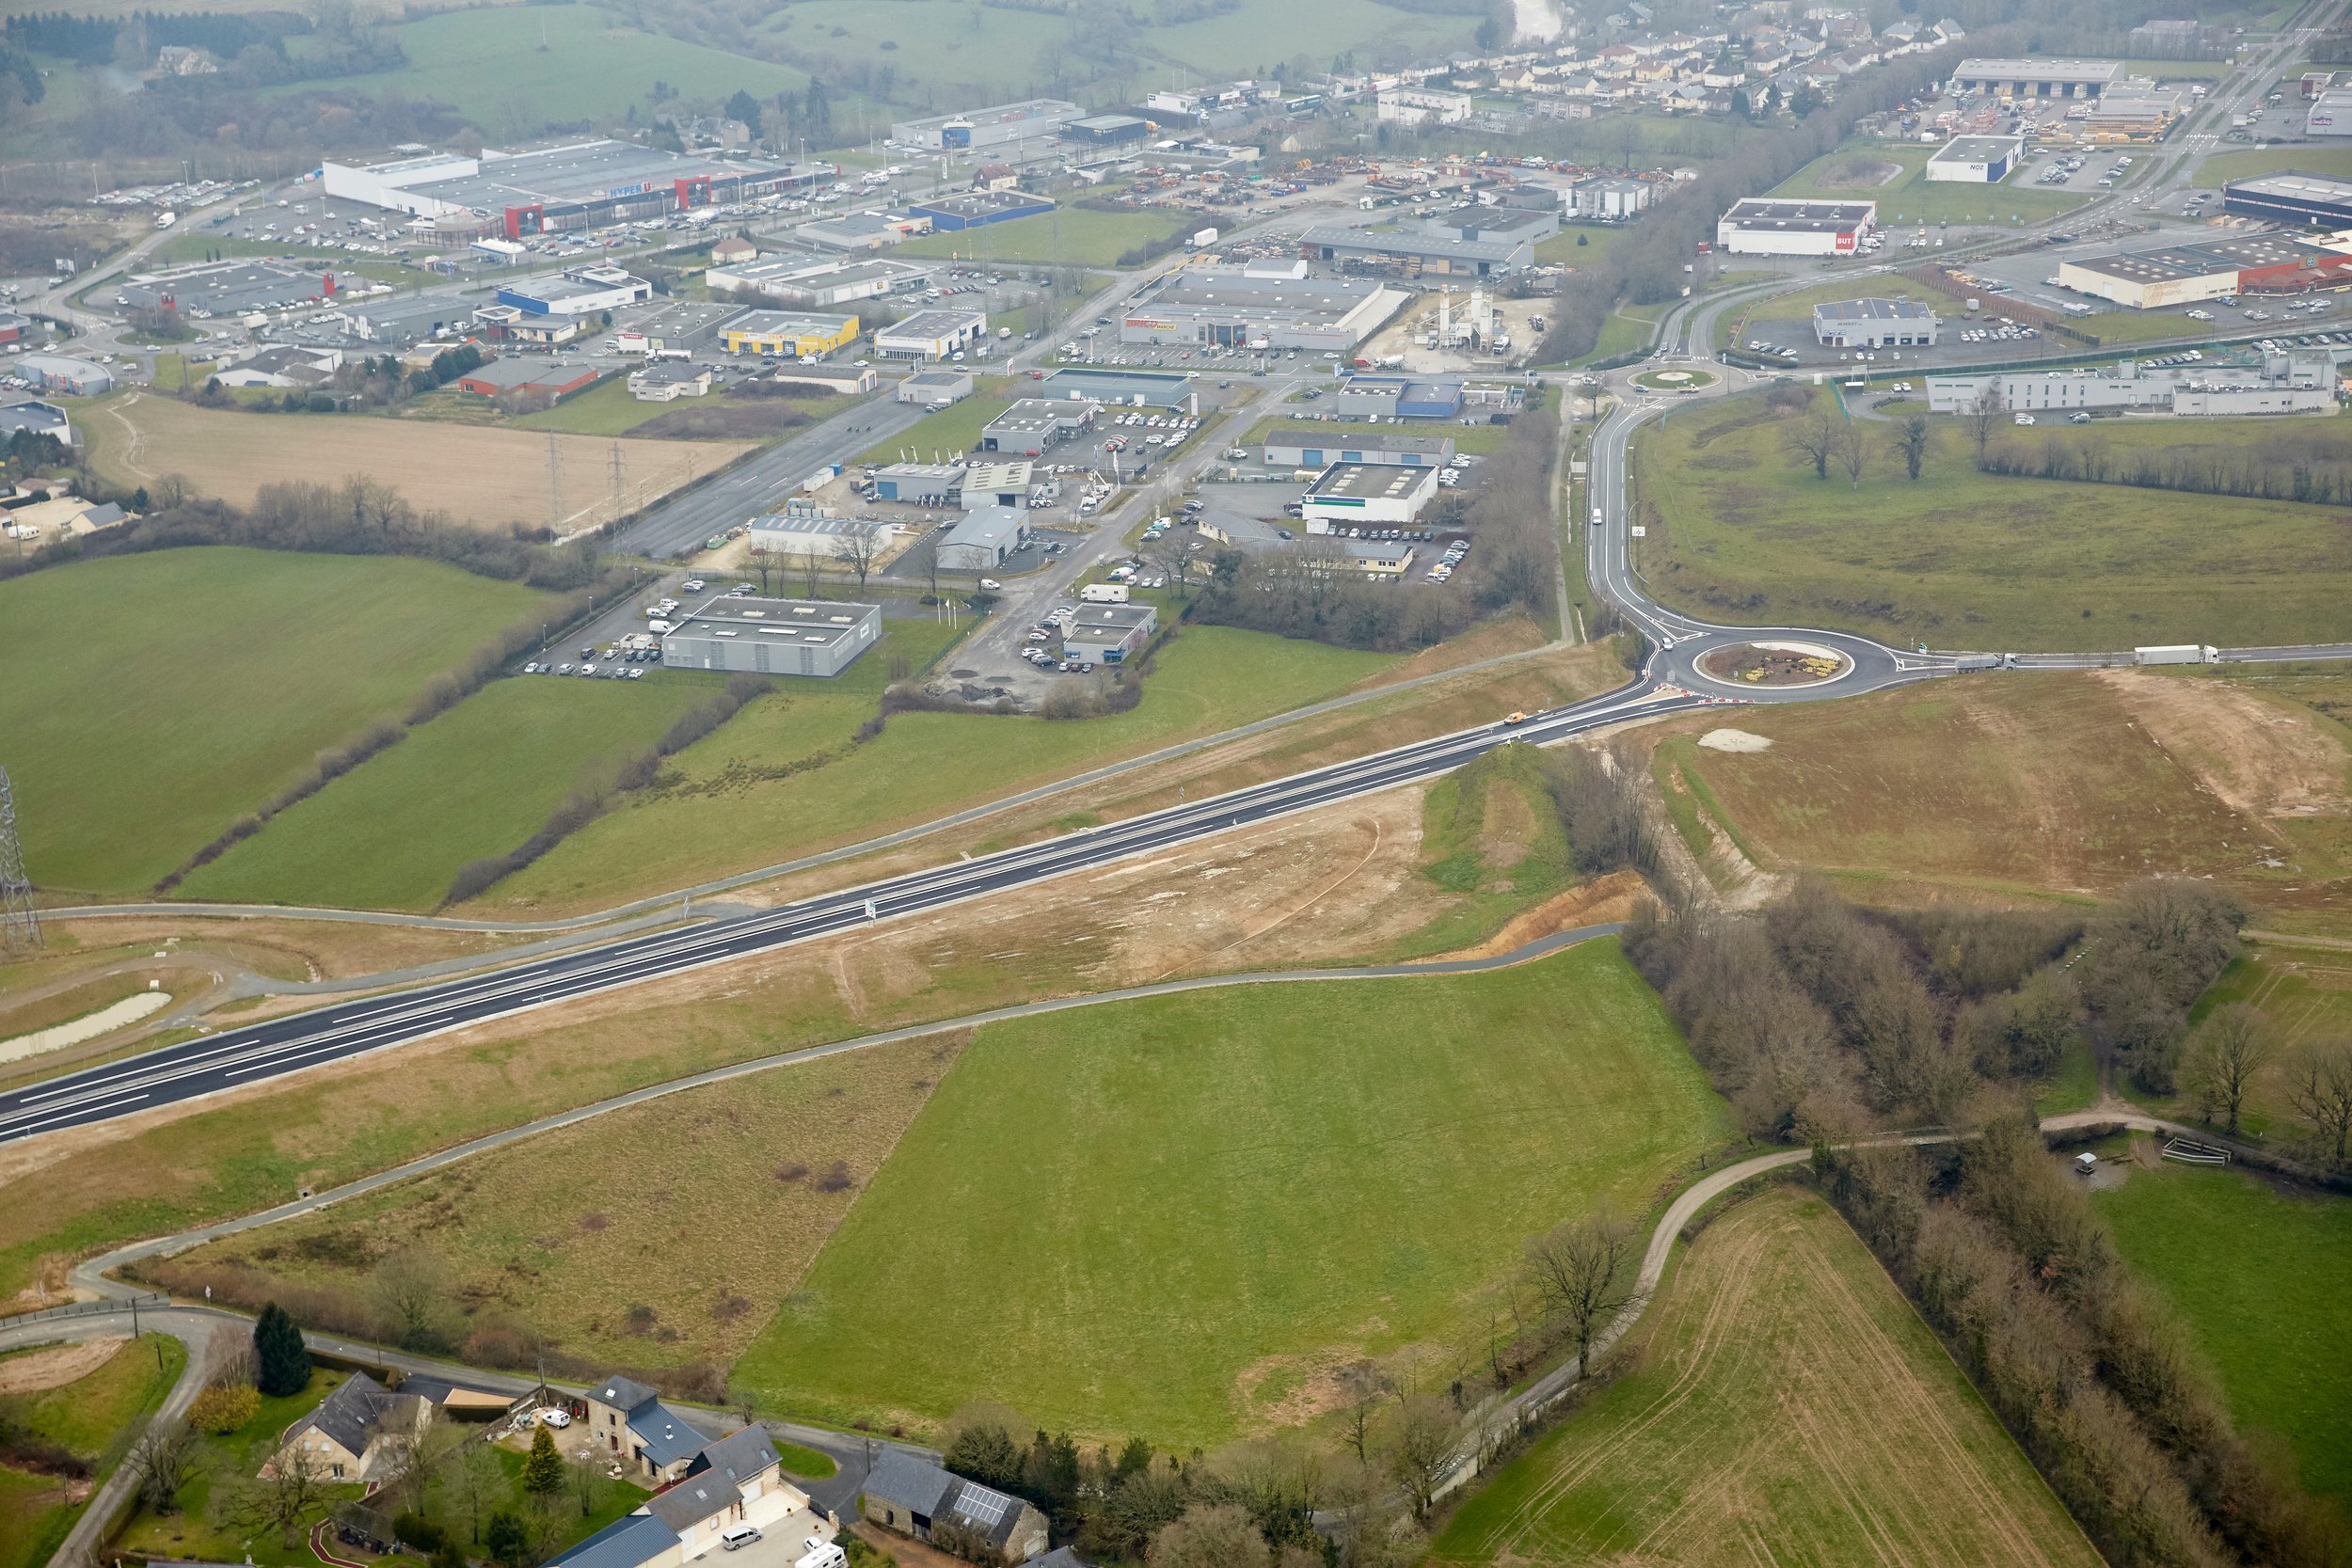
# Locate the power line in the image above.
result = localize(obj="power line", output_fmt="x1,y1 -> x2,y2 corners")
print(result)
0,768 -> 41,953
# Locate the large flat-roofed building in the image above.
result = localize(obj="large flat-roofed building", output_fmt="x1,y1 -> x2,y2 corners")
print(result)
718,309 -> 861,358
870,462 -> 965,504
898,368 -> 976,404
909,190 -> 1054,230
959,460 -> 1035,510
660,594 -> 881,677
2057,233 -> 2350,308
1262,428 -> 1454,467
1416,205 -> 1561,246
874,309 -> 988,359
935,505 -> 1030,570
1717,198 -> 1876,255
1038,368 -> 1192,408
1062,602 -> 1157,667
1928,354 -> 2338,417
1299,462 -> 1440,531
1572,176 -> 1652,219
614,300 -> 748,356
1811,297 -> 1939,347
1949,57 -> 2122,98
890,99 -> 1083,150
495,265 -> 649,317
1328,375 -> 1470,420
796,212 -> 931,252
2309,88 -> 2352,135
747,509 -> 882,558
322,140 -> 831,239
1061,114 -> 1152,148
982,398 -> 1099,454
1298,224 -> 1534,277
2222,169 -> 2352,229
707,253 -> 931,307
1926,135 -> 2024,182
2077,89 -> 2185,141
1120,267 -> 1406,348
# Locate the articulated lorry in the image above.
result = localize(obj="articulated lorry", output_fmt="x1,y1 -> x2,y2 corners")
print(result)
2134,644 -> 2219,666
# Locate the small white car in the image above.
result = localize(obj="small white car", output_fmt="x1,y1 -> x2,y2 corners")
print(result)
978,578 -> 1002,590
536,1408 -> 572,1428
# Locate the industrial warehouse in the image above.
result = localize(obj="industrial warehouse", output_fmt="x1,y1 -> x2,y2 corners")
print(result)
873,309 -> 989,359
1927,354 -> 2339,417
322,140 -> 829,240
1118,265 -> 1406,349
660,595 -> 882,677
1260,429 -> 1455,467
2220,169 -> 2352,229
2056,232 -> 2352,308
1925,136 -> 2025,182
909,190 -> 1056,230
705,254 -> 931,307
1716,198 -> 1877,255
889,100 -> 1083,150
1947,57 -> 2122,98
1299,462 -> 1440,530
1811,297 -> 1940,347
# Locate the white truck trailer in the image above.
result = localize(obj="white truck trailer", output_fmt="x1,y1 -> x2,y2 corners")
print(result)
2134,644 -> 2219,666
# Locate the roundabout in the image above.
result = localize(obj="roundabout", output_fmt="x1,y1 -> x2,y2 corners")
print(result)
1691,639 -> 1855,689
1631,367 -> 1718,391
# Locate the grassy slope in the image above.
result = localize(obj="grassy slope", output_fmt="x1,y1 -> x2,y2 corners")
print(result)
0,548 -> 547,894
277,5 -> 806,132
1429,1187 -> 2099,1567
478,620 -> 1398,914
733,940 -> 1730,1446
0,1335 -> 186,1568
1398,743 -> 1575,958
892,208 -> 1190,268
2095,1164 -> 2352,1507
856,386 -> 1014,467
179,674 -> 721,911
1634,392 -> 2352,650
2195,146 -> 2352,185
1773,142 -> 2087,227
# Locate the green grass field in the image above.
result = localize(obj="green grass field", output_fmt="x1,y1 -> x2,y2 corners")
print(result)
1568,300 -> 1670,367
2096,1163 -> 2352,1506
892,207 -> 1190,268
277,5 -> 809,135
0,1335 -> 185,1568
857,385 -> 1014,467
1396,743 -> 1575,957
1633,391 -> 2352,650
0,548 -> 548,895
1534,225 -> 1629,267
480,619 -> 1399,914
1429,1186 -> 2099,1567
733,939 -> 1729,1446
2195,145 -> 2352,185
507,376 -> 675,437
1773,142 -> 2088,228
178,674 -> 721,911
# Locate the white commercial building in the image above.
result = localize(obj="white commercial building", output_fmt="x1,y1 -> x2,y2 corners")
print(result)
660,594 -> 882,677
1925,135 -> 2024,182
1948,57 -> 2122,99
935,505 -> 1030,571
1298,462 -> 1440,531
1811,297 -> 1939,347
748,508 -> 882,559
890,100 -> 1083,151
873,308 -> 988,359
1716,198 -> 1876,255
1927,355 -> 2339,417
1119,266 -> 1406,349
1376,87 -> 1475,125
2309,88 -> 2352,135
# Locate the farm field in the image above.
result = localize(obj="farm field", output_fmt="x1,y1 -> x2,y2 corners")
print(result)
80,392 -> 751,532
733,939 -> 1730,1446
1651,669 -> 2352,918
0,548 -> 548,895
2095,1161 -> 2352,1506
178,674 -> 723,911
891,207 -> 1190,268
1427,1187 -> 2100,1568
476,620 -> 1399,914
277,4 -> 811,135
0,1335 -> 185,1568
1632,389 -> 2352,650
1772,142 -> 2088,227
147,1031 -> 956,1373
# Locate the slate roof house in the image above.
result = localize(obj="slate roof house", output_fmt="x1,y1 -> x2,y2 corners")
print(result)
268,1373 -> 430,1482
861,1450 -> 1050,1563
548,1418 -> 832,1568
583,1374 -> 714,1482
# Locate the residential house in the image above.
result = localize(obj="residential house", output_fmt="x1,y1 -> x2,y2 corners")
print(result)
269,1373 -> 430,1483
710,236 -> 758,265
627,361 -> 714,401
582,1374 -> 714,1483
861,1450 -> 1050,1564
2,494 -> 123,541
546,1424 -> 833,1568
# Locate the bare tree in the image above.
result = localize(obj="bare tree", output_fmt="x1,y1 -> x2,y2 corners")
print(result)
1525,1203 -> 1647,1377
1145,534 -> 1199,601
205,1333 -> 260,1391
1384,1394 -> 1457,1521
569,1449 -> 609,1520
745,546 -> 780,594
1963,385 -> 2004,466
238,1443 -> 326,1547
833,523 -> 882,597
1337,1360 -> 1389,1464
798,547 -> 823,599
446,1433 -> 505,1544
2284,1038 -> 2352,1163
370,1244 -> 451,1350
126,1418 -> 199,1513
1835,420 -> 1867,487
1783,404 -> 1838,481
1892,414 -> 1930,481
2184,1004 -> 2268,1132
1146,1502 -> 1267,1567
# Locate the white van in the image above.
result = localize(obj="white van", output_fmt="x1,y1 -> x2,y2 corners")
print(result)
720,1525 -> 762,1551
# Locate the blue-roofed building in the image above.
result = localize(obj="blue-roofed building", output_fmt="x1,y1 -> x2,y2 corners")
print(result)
582,1373 -> 717,1482
545,1512 -> 680,1568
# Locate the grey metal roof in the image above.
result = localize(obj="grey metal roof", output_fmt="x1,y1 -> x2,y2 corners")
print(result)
644,1473 -> 742,1531
861,1449 -> 955,1517
545,1513 -> 678,1568
1263,427 -> 1451,455
628,1402 -> 707,1467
